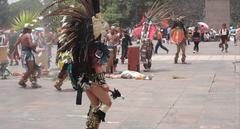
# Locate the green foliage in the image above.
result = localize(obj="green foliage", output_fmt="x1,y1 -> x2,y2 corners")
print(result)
0,0 -> 9,27
168,0 -> 205,27
8,0 -> 43,16
102,2 -> 123,25
101,0 -> 158,27
41,0 -> 80,31
12,10 -> 39,31
230,0 -> 240,27
2,0 -> 238,30
5,0 -> 43,28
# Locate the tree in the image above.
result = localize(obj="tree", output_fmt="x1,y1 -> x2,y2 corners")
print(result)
0,0 -> 9,28
6,0 -> 43,28
101,0 -> 158,27
102,0 -> 123,25
8,0 -> 43,17
169,0 -> 205,27
230,0 -> 240,27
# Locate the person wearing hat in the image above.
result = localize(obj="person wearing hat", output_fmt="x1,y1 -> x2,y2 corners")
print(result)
13,24 -> 40,88
0,30 -> 6,46
8,29 -> 20,65
171,18 -> 187,64
41,1 -> 123,128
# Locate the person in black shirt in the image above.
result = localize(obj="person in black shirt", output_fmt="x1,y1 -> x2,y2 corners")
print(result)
192,27 -> 201,53
121,30 -> 132,64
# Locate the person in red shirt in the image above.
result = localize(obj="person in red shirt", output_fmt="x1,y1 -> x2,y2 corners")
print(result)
192,27 -> 201,53
154,29 -> 169,54
200,25 -> 205,41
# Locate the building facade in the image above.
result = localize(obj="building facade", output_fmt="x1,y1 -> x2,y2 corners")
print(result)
204,0 -> 231,30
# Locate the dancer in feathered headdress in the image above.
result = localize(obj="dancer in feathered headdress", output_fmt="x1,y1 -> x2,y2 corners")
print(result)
170,14 -> 187,64
41,1 -> 122,129
12,10 -> 41,88
132,0 -> 171,71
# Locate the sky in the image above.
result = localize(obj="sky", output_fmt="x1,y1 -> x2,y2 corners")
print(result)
8,0 -> 20,4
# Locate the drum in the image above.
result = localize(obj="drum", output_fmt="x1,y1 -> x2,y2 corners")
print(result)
170,28 -> 185,44
128,46 -> 140,72
0,46 -> 8,63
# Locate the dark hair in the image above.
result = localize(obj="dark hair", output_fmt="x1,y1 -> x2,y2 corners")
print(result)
23,28 -> 29,34
22,28 -> 31,34
195,27 -> 198,31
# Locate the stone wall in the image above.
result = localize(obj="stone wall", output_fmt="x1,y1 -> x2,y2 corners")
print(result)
204,0 -> 231,30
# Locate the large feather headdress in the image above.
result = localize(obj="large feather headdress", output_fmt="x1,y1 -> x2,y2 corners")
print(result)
145,0 -> 172,22
41,0 -> 108,53
12,10 -> 39,31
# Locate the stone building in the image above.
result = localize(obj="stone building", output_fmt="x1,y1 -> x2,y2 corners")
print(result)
204,0 -> 231,30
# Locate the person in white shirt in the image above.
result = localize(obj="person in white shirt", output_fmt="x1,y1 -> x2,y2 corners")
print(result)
0,30 -> 6,46
219,23 -> 229,53
236,27 -> 240,45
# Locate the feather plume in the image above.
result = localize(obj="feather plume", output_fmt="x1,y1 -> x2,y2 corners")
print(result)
12,10 -> 39,31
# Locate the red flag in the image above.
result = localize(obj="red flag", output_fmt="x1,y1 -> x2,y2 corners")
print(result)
140,15 -> 146,25
161,19 -> 169,28
132,26 -> 143,39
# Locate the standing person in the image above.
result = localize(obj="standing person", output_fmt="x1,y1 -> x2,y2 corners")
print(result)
236,28 -> 240,45
54,51 -> 77,91
0,30 -> 6,46
120,30 -> 132,64
54,28 -> 77,91
219,23 -> 229,53
43,28 -> 55,69
13,25 -> 40,88
192,27 -> 201,53
171,18 -> 187,64
106,27 -> 119,71
200,25 -> 205,41
41,1 -> 123,129
166,27 -> 171,43
154,28 -> 169,54
8,29 -> 20,65
187,29 -> 192,45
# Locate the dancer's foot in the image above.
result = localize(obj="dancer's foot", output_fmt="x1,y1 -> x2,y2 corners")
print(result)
10,61 -> 13,66
86,110 -> 101,129
31,82 -> 41,88
15,61 -> 19,66
94,110 -> 106,122
54,80 -> 62,91
221,48 -> 224,52
18,81 -> 27,88
143,68 -> 150,72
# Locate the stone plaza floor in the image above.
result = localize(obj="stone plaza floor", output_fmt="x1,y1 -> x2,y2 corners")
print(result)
0,41 -> 239,129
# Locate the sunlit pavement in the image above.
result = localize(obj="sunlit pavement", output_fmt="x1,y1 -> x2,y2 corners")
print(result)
0,41 -> 239,129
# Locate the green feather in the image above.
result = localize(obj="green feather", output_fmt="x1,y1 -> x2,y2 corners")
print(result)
12,10 -> 39,31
